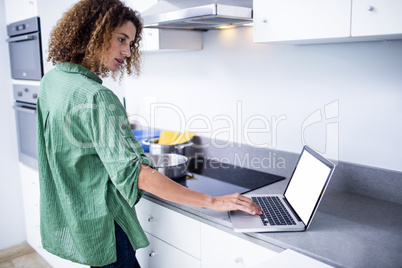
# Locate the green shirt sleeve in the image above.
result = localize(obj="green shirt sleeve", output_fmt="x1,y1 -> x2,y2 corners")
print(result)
89,89 -> 153,207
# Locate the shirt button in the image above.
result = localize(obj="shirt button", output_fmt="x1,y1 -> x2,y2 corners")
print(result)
121,124 -> 126,130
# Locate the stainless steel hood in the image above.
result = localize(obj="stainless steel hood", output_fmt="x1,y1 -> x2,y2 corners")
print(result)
141,0 -> 253,31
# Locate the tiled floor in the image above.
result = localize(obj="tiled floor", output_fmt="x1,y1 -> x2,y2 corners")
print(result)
0,242 -> 51,268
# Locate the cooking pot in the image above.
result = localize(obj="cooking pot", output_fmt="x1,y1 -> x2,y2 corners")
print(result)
148,153 -> 189,179
143,138 -> 193,155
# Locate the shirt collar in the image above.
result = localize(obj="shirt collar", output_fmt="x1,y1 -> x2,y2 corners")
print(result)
56,62 -> 103,85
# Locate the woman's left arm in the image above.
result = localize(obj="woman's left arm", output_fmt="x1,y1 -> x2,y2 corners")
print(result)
137,164 -> 262,215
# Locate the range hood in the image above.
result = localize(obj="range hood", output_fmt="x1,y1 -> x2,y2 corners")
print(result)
141,0 -> 253,31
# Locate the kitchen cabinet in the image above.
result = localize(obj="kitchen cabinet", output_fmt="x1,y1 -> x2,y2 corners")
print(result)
126,0 -> 202,51
136,198 -> 280,268
253,0 -> 351,43
4,0 -> 38,24
19,163 -> 41,252
135,198 -> 201,267
200,223 -> 277,268
137,233 -> 201,268
351,0 -> 402,38
253,0 -> 402,44
252,249 -> 333,268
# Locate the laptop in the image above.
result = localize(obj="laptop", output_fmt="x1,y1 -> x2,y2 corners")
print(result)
230,145 -> 336,232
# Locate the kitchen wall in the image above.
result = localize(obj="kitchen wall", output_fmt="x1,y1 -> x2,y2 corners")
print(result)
125,27 -> 402,173
0,1 -> 26,250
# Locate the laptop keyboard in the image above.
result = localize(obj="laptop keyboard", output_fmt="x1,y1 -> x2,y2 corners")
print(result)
252,196 -> 296,226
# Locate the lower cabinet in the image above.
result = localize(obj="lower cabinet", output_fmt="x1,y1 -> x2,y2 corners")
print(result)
136,232 -> 201,268
135,198 -> 279,268
19,163 -> 41,251
200,223 -> 277,268
135,198 -> 202,267
135,198 -> 201,259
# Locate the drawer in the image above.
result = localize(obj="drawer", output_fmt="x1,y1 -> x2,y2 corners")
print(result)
136,232 -> 201,268
136,198 -> 201,259
201,223 -> 278,268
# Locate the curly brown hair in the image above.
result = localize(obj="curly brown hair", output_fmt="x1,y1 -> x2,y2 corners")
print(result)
47,0 -> 143,79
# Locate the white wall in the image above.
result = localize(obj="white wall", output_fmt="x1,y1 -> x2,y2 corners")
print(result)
0,0 -> 26,250
125,27 -> 402,172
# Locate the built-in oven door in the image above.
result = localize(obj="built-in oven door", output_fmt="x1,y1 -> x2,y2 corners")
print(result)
7,31 -> 43,80
13,102 -> 38,170
6,17 -> 43,81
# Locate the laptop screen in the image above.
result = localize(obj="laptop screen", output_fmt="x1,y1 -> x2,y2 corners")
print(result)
284,147 -> 333,225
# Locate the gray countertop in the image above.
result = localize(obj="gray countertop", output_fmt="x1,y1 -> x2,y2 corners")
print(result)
142,176 -> 402,268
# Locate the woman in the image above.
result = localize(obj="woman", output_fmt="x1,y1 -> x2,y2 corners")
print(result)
37,0 -> 262,267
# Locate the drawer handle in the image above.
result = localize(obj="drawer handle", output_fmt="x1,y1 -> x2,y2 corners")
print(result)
149,251 -> 156,257
148,217 -> 154,222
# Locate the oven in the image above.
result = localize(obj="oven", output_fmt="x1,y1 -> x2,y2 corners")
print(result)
13,84 -> 38,170
6,16 -> 43,81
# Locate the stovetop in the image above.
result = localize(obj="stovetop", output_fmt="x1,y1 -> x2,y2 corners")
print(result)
174,158 -> 285,197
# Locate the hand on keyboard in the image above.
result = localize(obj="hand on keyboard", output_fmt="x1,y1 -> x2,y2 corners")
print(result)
252,196 -> 296,226
211,193 -> 263,215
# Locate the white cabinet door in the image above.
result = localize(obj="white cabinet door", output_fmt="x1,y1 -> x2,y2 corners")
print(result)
200,223 -> 278,268
19,163 -> 41,250
351,0 -> 402,37
253,0 -> 351,43
19,164 -> 50,268
4,0 -> 38,24
136,232 -> 201,268
136,198 -> 201,259
252,249 -> 333,268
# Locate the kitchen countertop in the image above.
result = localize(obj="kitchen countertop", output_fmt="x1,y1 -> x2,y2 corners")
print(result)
142,175 -> 402,268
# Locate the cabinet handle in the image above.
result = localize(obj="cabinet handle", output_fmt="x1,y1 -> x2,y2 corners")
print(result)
262,18 -> 268,23
148,217 -> 154,222
13,105 -> 36,114
6,35 -> 35,43
234,256 -> 243,264
367,5 -> 374,11
149,251 -> 156,257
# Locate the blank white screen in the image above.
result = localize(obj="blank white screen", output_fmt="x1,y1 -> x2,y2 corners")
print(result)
285,150 -> 331,224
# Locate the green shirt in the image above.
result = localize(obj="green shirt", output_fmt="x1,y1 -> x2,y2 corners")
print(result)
37,62 -> 153,266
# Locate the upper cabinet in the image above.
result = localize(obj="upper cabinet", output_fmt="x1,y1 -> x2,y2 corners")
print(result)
253,0 -> 351,43
351,0 -> 402,38
127,0 -> 202,52
4,0 -> 38,24
253,0 -> 402,44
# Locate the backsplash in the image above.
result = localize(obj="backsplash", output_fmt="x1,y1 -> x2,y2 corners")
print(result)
189,136 -> 402,205
125,27 -> 402,173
